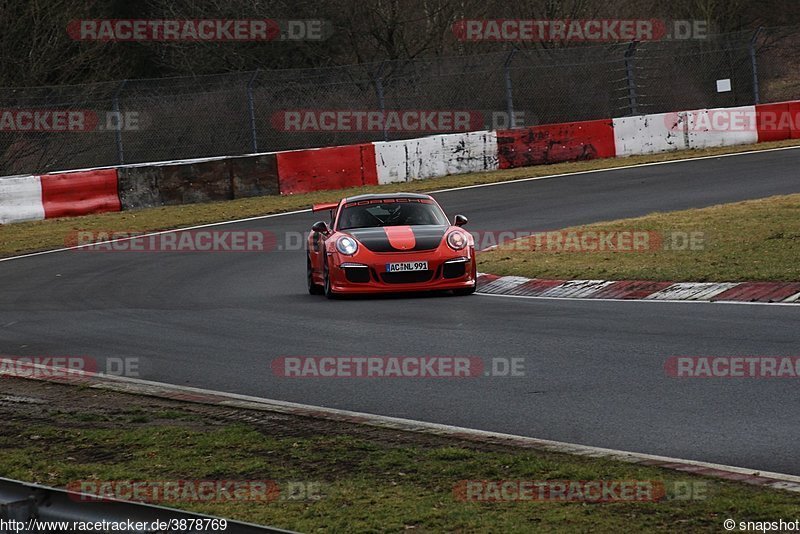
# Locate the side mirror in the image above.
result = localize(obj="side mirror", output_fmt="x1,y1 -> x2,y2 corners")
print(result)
311,221 -> 330,234
453,214 -> 468,227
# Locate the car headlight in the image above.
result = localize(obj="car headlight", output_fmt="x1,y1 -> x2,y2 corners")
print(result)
336,236 -> 359,255
446,230 -> 468,250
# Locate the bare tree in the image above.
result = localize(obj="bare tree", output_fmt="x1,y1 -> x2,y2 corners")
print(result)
0,0 -> 127,87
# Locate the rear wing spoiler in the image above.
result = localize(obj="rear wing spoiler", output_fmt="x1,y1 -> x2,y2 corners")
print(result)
312,202 -> 339,213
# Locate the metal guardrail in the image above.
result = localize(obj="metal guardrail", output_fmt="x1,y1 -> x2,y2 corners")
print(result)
0,478 -> 296,534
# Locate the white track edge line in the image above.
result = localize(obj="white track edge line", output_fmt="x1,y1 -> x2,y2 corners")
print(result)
0,208 -> 312,262
431,144 -> 800,193
3,363 -> 799,487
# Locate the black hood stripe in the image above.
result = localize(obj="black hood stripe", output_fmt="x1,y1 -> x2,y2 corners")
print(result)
347,226 -> 447,252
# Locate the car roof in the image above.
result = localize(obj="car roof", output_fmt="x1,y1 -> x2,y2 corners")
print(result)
343,192 -> 433,203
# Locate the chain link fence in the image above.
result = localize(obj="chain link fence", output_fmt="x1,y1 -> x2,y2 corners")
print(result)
1,25 -> 798,176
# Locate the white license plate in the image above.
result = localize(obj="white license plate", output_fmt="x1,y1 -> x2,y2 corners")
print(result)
385,261 -> 428,273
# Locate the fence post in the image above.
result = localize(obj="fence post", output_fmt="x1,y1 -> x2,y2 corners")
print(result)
504,49 -> 517,127
247,70 -> 260,153
749,27 -> 763,104
624,41 -> 639,115
373,62 -> 388,142
112,79 -> 127,164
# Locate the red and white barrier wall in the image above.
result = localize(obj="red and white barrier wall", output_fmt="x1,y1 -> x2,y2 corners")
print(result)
497,119 -> 616,167
0,169 -> 121,224
612,113 -> 687,156
374,131 -> 498,184
40,169 -> 121,219
0,175 -> 45,224
276,144 -> 377,194
755,101 -> 800,141
1,100 -> 799,224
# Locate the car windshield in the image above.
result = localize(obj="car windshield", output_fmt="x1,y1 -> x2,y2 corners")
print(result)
338,200 -> 448,230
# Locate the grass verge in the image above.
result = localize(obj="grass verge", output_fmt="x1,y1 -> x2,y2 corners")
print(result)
477,193 -> 800,282
1,139 -> 799,259
1,378 -> 799,532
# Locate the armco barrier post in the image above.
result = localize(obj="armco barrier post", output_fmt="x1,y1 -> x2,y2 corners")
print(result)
504,49 -> 517,125
113,80 -> 128,164
248,69 -> 260,153
624,41 -> 639,116
750,27 -> 763,104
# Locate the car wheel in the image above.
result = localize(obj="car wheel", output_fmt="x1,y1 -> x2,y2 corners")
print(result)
452,284 -> 476,296
323,256 -> 338,299
307,254 -> 323,295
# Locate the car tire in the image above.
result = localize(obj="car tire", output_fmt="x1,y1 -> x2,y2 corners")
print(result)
323,256 -> 338,299
307,254 -> 324,295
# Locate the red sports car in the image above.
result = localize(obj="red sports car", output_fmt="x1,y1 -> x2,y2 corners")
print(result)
307,193 -> 477,298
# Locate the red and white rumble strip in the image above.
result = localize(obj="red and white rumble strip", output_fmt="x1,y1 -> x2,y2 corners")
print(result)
477,274 -> 800,304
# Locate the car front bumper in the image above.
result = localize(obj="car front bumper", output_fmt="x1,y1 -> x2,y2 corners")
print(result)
328,249 -> 477,294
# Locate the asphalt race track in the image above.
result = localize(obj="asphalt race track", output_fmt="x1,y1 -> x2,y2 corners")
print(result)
2,148 -> 799,474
